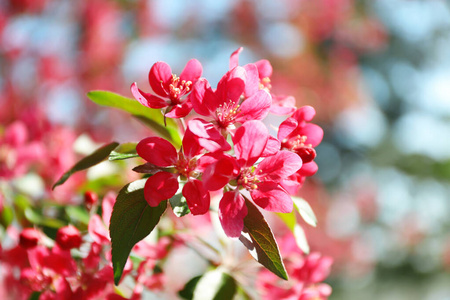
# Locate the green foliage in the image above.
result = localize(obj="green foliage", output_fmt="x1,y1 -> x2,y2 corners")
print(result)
194,269 -> 237,300
179,269 -> 237,300
179,275 -> 202,300
292,196 -> 317,227
110,179 -> 167,285
169,182 -> 190,217
52,142 -> 120,189
109,143 -> 139,161
87,91 -> 181,146
240,198 -> 288,280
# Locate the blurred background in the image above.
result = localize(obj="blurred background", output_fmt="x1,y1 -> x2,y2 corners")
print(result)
1,0 -> 450,299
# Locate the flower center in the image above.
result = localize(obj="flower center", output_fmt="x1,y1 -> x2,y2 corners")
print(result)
167,74 -> 192,104
282,135 -> 316,163
237,167 -> 260,190
174,152 -> 198,180
215,99 -> 240,129
259,77 -> 272,91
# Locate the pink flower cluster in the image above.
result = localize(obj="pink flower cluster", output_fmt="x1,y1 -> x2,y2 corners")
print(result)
258,234 -> 333,300
0,192 -> 169,300
131,48 -> 324,238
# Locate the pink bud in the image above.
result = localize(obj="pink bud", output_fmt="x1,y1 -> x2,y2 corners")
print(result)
84,191 -> 98,210
19,228 -> 40,249
56,225 -> 82,250
296,147 -> 317,164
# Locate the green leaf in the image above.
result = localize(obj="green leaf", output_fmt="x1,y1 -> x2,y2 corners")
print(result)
169,182 -> 190,217
109,143 -> 139,161
52,142 -> 119,189
87,91 -> 181,146
193,269 -> 237,300
276,211 -> 310,254
28,291 -> 41,300
239,198 -> 288,280
294,224 -> 310,254
276,211 -> 296,230
65,206 -> 90,225
178,275 -> 202,300
24,208 -> 66,228
110,179 -> 167,285
0,206 -> 14,228
292,196 -> 317,227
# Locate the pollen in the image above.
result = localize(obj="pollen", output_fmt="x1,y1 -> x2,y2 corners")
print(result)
237,167 -> 260,191
215,99 -> 240,128
166,74 -> 192,104
259,77 -> 272,91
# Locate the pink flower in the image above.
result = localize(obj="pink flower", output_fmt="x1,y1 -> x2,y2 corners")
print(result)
131,59 -> 202,118
55,225 -> 82,250
202,121 -> 302,237
278,106 -> 323,194
19,228 -> 41,249
190,65 -> 272,133
136,124 -> 229,215
257,233 -> 333,300
230,47 -> 297,115
0,121 -> 45,179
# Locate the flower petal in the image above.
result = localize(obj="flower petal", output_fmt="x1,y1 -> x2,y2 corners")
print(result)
292,105 -> 316,122
278,117 -> 298,141
257,150 -> 302,182
165,101 -> 192,118
229,47 -> 243,69
149,61 -> 172,97
233,120 -> 268,167
186,118 -> 231,154
101,192 -> 116,227
255,59 -> 273,79
243,63 -> 260,97
131,82 -> 167,108
236,89 -> 271,122
180,59 -> 203,83
251,182 -> 293,213
216,66 -> 246,104
299,123 -> 324,147
144,172 -> 178,207
298,161 -> 318,177
190,78 -> 218,116
182,179 -> 210,215
261,136 -> 281,157
136,136 -> 177,167
201,153 -> 237,191
270,95 -> 297,115
219,191 -> 247,238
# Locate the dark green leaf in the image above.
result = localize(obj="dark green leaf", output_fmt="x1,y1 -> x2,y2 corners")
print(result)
179,275 -> 202,300
110,179 -> 167,285
239,198 -> 288,280
132,163 -> 161,174
109,143 -> 139,161
193,269 -> 237,300
28,291 -> 41,300
169,182 -> 190,217
87,91 -> 181,146
52,142 -> 119,189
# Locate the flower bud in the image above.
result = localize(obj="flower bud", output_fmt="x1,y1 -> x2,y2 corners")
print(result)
56,225 -> 82,250
84,190 -> 98,210
19,228 -> 40,249
296,147 -> 316,164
